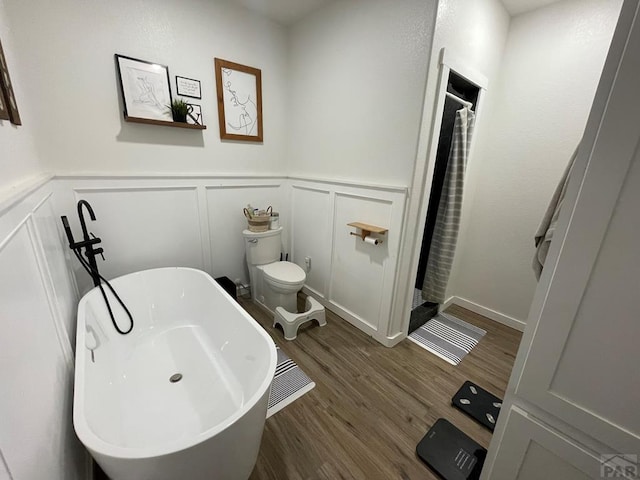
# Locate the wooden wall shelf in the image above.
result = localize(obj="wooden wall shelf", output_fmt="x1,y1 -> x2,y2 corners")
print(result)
124,114 -> 207,130
348,222 -> 388,240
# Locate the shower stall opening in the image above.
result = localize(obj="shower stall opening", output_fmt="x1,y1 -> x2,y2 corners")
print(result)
409,71 -> 480,334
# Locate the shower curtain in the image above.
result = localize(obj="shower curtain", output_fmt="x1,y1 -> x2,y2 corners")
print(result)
422,107 -> 475,303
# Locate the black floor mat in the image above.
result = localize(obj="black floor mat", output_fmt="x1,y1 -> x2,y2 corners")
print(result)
452,381 -> 502,432
416,418 -> 486,480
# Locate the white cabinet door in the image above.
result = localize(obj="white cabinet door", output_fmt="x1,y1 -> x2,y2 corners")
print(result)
488,406 -> 608,480
512,0 -> 640,454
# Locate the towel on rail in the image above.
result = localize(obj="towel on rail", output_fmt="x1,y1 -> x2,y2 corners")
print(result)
533,147 -> 578,280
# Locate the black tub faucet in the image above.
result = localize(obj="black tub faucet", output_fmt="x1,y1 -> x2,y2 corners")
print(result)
61,200 -> 134,335
61,200 -> 104,287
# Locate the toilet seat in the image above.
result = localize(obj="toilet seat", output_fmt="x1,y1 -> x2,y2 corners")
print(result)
261,261 -> 305,286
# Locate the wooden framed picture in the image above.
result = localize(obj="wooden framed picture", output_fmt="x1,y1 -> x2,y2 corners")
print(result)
187,104 -> 202,125
0,38 -> 21,125
176,76 -> 201,99
0,82 -> 9,121
115,54 -> 172,122
214,58 -> 263,142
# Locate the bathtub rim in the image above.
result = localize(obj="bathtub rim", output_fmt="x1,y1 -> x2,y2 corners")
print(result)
72,266 -> 277,460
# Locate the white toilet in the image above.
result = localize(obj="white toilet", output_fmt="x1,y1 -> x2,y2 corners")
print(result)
243,226 -> 326,340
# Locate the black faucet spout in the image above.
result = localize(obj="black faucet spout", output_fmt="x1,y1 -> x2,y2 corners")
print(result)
77,200 -> 96,240
74,200 -> 101,287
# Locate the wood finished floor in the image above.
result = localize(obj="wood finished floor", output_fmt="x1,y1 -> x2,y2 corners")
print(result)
243,296 -> 522,480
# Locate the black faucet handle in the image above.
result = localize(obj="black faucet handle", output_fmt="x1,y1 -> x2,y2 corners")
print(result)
94,247 -> 105,262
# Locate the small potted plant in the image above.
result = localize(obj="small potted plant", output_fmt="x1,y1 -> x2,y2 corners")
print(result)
168,98 -> 191,123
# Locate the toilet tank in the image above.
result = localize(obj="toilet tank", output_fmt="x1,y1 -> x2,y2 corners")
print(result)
243,227 -> 282,265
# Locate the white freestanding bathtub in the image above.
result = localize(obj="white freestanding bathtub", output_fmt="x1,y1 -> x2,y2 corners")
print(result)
73,268 -> 276,480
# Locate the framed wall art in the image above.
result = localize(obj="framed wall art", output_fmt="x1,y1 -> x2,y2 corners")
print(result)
0,38 -> 21,125
214,58 -> 263,142
115,54 -> 172,122
176,76 -> 201,99
0,81 -> 9,121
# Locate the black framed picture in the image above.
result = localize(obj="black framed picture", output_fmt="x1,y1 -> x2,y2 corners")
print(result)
187,104 -> 202,125
115,54 -> 172,121
176,76 -> 201,99
0,38 -> 21,125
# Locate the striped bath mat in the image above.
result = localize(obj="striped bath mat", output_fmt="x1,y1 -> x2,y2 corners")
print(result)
408,312 -> 486,365
267,346 -> 315,417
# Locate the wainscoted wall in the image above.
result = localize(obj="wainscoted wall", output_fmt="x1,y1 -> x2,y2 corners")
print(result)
0,178 -> 87,480
288,178 -> 407,345
53,175 -> 408,345
54,176 -> 290,295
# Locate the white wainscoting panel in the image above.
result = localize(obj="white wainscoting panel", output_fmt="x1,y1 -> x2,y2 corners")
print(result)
289,178 -> 407,344
0,181 -> 86,480
55,177 -> 288,293
55,175 -> 405,345
331,193 -> 392,331
69,186 -> 204,294
31,196 -> 80,347
290,185 -> 332,297
206,181 -> 286,285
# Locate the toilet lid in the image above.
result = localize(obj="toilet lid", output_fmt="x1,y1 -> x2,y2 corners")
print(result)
262,261 -> 306,285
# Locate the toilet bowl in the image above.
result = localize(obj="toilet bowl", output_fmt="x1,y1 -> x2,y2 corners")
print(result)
242,227 -> 306,313
258,261 -> 306,313
242,226 -> 326,340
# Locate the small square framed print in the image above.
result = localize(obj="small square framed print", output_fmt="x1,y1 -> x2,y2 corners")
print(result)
176,76 -> 201,99
187,104 -> 202,125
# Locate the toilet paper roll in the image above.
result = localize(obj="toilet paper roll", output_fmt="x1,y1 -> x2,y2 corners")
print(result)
364,236 -> 379,246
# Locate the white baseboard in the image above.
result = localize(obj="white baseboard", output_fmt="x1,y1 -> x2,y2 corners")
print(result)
440,296 -> 456,311
446,296 -> 526,332
301,286 -> 380,340
383,330 -> 406,348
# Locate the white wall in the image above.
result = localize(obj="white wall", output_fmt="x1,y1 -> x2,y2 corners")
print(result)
286,0 -> 436,186
0,181 -> 86,480
428,0 -> 511,304
2,0 -> 289,176
432,0 -> 510,75
394,0 -> 510,335
449,0 -> 622,324
0,0 -> 45,194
